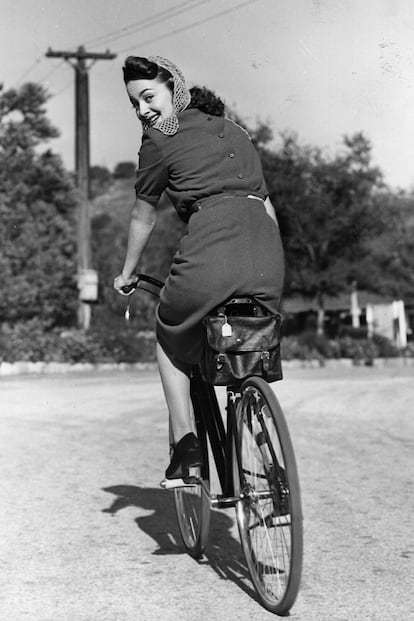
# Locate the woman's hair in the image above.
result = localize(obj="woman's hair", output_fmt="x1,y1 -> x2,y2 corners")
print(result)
123,56 -> 174,92
188,86 -> 225,117
123,57 -> 225,117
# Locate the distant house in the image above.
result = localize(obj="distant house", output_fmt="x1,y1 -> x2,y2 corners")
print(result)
282,291 -> 411,346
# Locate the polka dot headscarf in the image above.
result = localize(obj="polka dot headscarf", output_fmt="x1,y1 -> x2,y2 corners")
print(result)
143,56 -> 191,136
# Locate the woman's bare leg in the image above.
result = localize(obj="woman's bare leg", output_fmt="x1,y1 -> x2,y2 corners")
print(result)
156,342 -> 194,444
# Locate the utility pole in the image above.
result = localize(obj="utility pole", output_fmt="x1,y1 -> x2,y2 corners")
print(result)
46,46 -> 116,329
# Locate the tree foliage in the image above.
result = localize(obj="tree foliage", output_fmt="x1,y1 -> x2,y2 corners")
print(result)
0,82 -> 78,326
89,165 -> 112,198
113,161 -> 136,179
364,193 -> 414,304
91,190 -> 184,331
2,83 -> 412,343
249,127 -> 404,330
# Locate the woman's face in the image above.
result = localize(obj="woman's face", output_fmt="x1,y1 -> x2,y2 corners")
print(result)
126,78 -> 174,125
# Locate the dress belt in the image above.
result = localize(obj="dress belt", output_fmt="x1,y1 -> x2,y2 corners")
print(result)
189,193 -> 264,216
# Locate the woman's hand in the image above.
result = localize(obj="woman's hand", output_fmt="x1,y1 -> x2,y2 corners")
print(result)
113,273 -> 139,295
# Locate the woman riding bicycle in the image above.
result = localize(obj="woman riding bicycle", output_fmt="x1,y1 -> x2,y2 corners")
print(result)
114,56 -> 284,481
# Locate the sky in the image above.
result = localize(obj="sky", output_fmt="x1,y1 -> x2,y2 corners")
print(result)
2,0 -> 414,190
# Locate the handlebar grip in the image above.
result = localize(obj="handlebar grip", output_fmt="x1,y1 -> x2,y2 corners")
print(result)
121,281 -> 138,294
137,273 -> 164,289
118,273 -> 163,298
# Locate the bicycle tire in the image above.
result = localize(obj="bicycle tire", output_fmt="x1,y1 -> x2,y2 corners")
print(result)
174,377 -> 212,559
174,463 -> 210,559
233,376 -> 303,615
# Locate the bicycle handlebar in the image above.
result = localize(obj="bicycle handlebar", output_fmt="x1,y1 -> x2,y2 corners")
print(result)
121,273 -> 164,298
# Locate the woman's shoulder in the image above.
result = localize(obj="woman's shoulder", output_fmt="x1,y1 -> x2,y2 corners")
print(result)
179,108 -> 216,123
143,109 -> 213,142
176,109 -> 225,134
224,117 -> 252,139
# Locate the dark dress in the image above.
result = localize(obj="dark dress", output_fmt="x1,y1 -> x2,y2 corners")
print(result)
135,108 -> 284,373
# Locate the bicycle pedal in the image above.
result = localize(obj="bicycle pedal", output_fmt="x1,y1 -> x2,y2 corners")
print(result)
160,476 -> 199,490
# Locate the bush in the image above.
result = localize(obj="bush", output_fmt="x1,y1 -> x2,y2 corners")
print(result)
337,336 -> 379,363
338,326 -> 369,339
88,325 -> 156,363
405,342 -> 414,357
336,333 -> 399,361
57,330 -> 108,363
281,335 -> 309,361
0,321 -> 407,365
281,331 -> 340,361
298,331 -> 341,358
0,319 -> 157,364
0,319 -> 60,363
113,161 -> 136,179
371,333 -> 400,357
281,330 -> 403,362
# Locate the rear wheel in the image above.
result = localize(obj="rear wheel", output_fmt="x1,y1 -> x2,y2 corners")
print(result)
233,376 -> 303,615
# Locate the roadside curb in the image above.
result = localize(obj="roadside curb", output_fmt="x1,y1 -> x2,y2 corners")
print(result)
0,361 -> 158,376
1,357 -> 413,376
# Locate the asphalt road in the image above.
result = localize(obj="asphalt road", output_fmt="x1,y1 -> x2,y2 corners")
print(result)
0,366 -> 413,620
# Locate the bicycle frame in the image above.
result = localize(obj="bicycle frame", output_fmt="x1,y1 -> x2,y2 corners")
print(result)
191,367 -> 243,508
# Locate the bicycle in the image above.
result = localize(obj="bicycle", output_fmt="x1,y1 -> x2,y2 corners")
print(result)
123,273 -> 303,616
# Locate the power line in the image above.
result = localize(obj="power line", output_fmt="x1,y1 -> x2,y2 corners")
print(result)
82,0 -> 202,47
14,56 -> 44,88
12,0 -> 256,91
37,59 -> 66,86
51,79 -> 73,99
11,1 -> 204,89
14,58 -> 67,92
14,59 -> 72,99
115,0 -> 261,54
81,0 -> 212,48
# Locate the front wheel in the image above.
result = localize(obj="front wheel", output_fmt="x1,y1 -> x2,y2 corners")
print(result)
233,376 -> 303,615
174,463 -> 210,559
174,374 -> 212,559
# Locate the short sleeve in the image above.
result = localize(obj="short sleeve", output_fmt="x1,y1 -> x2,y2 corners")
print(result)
134,133 -> 168,206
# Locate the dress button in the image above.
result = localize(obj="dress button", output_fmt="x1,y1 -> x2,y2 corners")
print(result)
237,173 -> 244,179
207,116 -> 212,121
228,152 -> 235,158
218,133 -> 224,138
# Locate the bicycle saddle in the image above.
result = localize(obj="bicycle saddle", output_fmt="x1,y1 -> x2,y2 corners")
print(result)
210,296 -> 269,318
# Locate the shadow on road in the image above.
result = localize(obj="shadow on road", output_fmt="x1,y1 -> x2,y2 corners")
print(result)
102,484 -> 258,603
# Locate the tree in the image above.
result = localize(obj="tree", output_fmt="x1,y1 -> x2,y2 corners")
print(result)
113,161 -> 136,179
364,192 -> 414,304
90,165 -> 112,198
255,130 -> 389,333
0,82 -> 78,326
91,189 -> 185,330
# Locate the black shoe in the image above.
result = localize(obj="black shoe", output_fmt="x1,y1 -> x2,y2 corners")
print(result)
165,432 -> 202,480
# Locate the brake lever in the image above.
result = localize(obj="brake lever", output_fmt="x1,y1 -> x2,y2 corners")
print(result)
121,279 -> 139,320
121,282 -> 138,295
